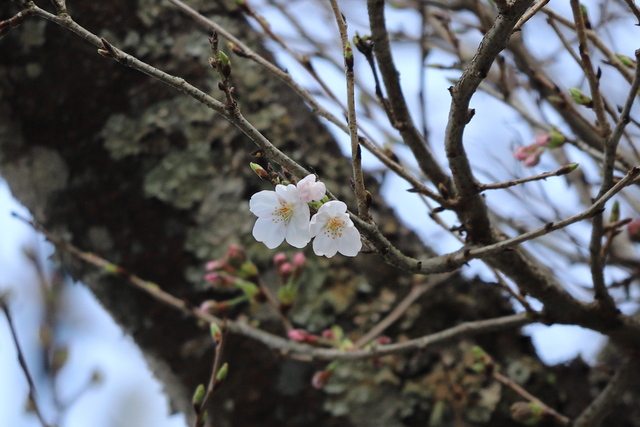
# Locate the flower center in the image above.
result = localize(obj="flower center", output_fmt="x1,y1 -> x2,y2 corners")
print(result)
273,200 -> 294,224
324,217 -> 345,239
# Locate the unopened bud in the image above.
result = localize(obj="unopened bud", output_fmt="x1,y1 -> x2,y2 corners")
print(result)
273,252 -> 288,269
238,260 -> 258,280
344,41 -> 354,71
192,384 -> 206,408
627,219 -> 640,242
610,201 -> 620,223
616,53 -> 636,68
218,51 -> 231,79
548,130 -> 566,148
353,33 -> 373,56
510,402 -> 544,425
226,244 -> 247,268
278,262 -> 292,284
569,88 -> 593,107
216,363 -> 229,382
250,162 -> 270,181
210,323 -> 222,342
292,252 -> 306,280
199,300 -> 218,315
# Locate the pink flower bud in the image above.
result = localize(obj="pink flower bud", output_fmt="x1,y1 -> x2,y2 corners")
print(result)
199,300 -> 219,314
523,154 -> 541,167
273,252 -> 288,269
514,145 -> 530,161
288,329 -> 309,342
226,244 -> 247,268
534,133 -> 551,147
376,336 -> 392,345
292,252 -> 307,280
278,262 -> 293,284
297,174 -> 326,202
205,260 -> 225,271
628,220 -> 640,242
205,273 -> 236,289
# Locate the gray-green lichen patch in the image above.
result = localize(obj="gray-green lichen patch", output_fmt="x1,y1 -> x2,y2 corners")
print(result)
143,144 -> 216,209
1,146 -> 69,222
100,97 -> 216,160
289,262 -> 367,331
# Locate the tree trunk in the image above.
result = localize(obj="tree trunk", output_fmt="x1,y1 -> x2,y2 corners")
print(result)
1,1 -> 637,425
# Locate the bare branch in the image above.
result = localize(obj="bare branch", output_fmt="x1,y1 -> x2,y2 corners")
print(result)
0,297 -> 52,427
573,357 -> 640,426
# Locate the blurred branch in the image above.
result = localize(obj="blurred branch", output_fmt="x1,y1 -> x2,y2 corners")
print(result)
573,357 -> 640,426
0,296 -> 52,427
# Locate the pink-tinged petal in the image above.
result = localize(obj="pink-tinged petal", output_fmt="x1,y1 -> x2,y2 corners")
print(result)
249,190 -> 280,216
253,217 -> 285,249
338,226 -> 362,256
297,175 -> 326,202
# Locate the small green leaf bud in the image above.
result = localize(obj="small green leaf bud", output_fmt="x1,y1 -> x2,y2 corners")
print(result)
210,323 -> 222,343
510,401 -> 545,425
192,384 -> 206,408
610,201 -> 620,223
218,51 -> 231,79
548,130 -> 566,148
216,363 -> 229,382
616,53 -> 636,68
569,88 -> 593,107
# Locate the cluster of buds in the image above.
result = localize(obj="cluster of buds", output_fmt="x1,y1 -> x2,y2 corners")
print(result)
273,252 -> 307,310
514,131 -> 566,167
273,252 -> 306,284
202,245 -> 261,309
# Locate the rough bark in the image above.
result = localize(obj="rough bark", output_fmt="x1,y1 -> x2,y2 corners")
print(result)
1,1 -> 637,425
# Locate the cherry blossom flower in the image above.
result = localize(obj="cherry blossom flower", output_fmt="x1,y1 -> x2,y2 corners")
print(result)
309,201 -> 361,257
296,174 -> 326,202
250,184 -> 311,249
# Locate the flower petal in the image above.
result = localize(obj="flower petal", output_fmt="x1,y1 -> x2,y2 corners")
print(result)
253,216 -> 285,249
249,190 -> 279,217
312,233 -> 339,258
286,222 -> 311,248
338,226 -> 362,256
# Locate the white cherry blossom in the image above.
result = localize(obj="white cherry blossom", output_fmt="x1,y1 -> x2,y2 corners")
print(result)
296,174 -> 326,202
309,201 -> 361,257
250,184 -> 311,249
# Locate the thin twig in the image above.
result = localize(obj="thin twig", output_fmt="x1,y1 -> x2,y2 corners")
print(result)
589,49 -> 640,312
513,0 -> 551,32
329,0 -> 369,220
478,163 -> 579,191
12,213 -> 533,361
367,0 -> 453,191
194,322 -> 227,427
494,371 -> 570,425
353,273 -> 453,349
621,0 -> 640,25
0,297 -> 52,427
